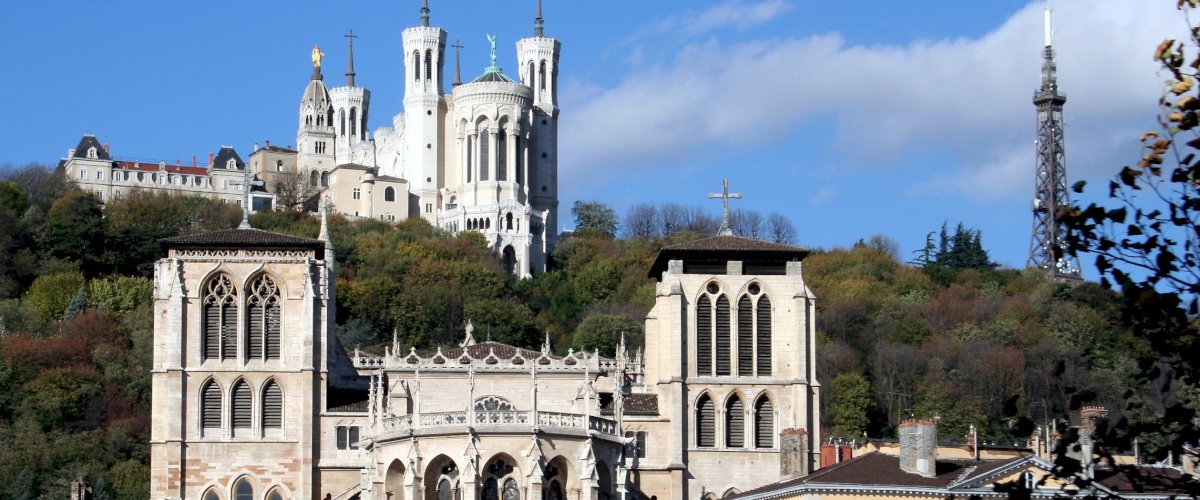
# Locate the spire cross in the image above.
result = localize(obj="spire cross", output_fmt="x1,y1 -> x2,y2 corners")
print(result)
708,178 -> 742,236
344,29 -> 358,86
344,28 -> 358,44
452,39 -> 464,86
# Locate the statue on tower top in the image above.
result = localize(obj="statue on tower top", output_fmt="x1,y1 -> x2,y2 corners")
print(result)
311,44 -> 324,69
487,33 -> 498,69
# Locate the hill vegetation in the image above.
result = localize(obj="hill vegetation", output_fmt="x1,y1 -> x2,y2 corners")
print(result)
0,163 -> 1191,498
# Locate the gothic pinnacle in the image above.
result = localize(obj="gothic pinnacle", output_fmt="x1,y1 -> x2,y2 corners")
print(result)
534,0 -> 544,37
421,0 -> 430,27
345,29 -> 358,87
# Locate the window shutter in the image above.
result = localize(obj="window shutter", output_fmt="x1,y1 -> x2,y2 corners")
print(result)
262,382 -> 282,428
715,295 -> 731,376
726,397 -> 745,447
222,305 -> 238,360
738,295 -> 753,376
697,395 -> 715,447
757,296 -> 773,376
696,296 -> 711,376
232,381 -> 252,429
755,397 -> 775,448
337,426 -> 348,449
265,304 -> 281,360
203,305 -> 220,361
247,304 -> 263,360
201,382 -> 221,429
349,426 -> 360,450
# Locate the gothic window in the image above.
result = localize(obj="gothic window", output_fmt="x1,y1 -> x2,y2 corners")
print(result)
234,478 -> 253,500
327,108 -> 334,128
696,295 -> 712,376
413,51 -> 421,81
539,60 -> 547,91
497,128 -> 507,181
544,480 -> 564,500
246,274 -> 281,361
474,396 -> 514,411
715,295 -> 731,375
503,479 -> 519,500
466,139 -> 473,182
726,395 -> 745,447
436,479 -> 452,500
505,213 -> 513,230
203,488 -> 221,500
757,295 -> 772,376
384,186 -> 395,202
479,131 -> 490,181
482,458 -> 517,500
515,136 -> 523,184
755,395 -> 774,448
320,171 -> 329,187
231,380 -> 252,431
202,273 -> 237,361
262,380 -> 282,429
350,108 -> 357,137
696,394 -> 715,447
266,489 -> 284,500
424,49 -> 433,82
310,170 -> 319,187
738,295 -> 753,376
201,380 -> 221,432
527,61 -> 535,87
339,109 -> 346,137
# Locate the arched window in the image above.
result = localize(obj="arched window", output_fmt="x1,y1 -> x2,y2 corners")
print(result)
203,487 -> 221,500
696,394 -> 715,447
320,171 -> 329,187
327,107 -> 334,128
275,160 -> 283,172
262,380 -> 282,429
384,186 -> 395,202
726,396 -> 745,447
715,295 -> 731,375
339,109 -> 346,137
232,380 -> 252,432
234,478 -> 253,500
544,480 -> 564,500
497,128 -> 507,181
539,60 -> 547,91
486,218 -> 491,229
227,159 -> 237,170
506,213 -> 513,230
87,147 -> 98,159
755,395 -> 774,448
203,273 -> 237,361
424,49 -> 433,82
757,296 -> 772,376
479,131 -> 490,181
349,107 -> 357,138
266,488 -> 284,500
527,61 -> 535,87
437,479 -> 453,500
696,295 -> 712,376
738,295 -> 753,376
201,380 -> 221,433
246,274 -> 281,361
310,170 -> 319,187
413,51 -> 421,81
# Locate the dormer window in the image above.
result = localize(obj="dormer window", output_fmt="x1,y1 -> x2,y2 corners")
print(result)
227,159 -> 237,170
86,147 -> 97,159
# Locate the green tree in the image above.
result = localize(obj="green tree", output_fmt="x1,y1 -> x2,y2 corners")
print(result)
572,200 -> 618,238
571,313 -> 643,357
828,372 -> 872,439
0,181 -> 29,215
87,276 -> 153,313
23,271 -> 86,326
46,189 -> 106,275
109,459 -> 149,500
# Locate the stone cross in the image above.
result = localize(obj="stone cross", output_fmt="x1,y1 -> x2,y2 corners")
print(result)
708,178 -> 742,236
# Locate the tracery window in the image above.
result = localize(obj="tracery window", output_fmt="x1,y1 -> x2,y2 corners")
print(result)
474,396 -> 513,411
202,273 -> 238,361
246,274 -> 281,361
696,281 -> 732,376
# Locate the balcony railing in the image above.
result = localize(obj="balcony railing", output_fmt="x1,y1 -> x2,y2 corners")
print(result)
378,410 -> 616,437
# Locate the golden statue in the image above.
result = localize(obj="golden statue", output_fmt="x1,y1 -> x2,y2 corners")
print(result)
311,44 -> 324,69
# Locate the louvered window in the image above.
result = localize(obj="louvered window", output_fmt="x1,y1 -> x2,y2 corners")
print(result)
755,396 -> 775,448
234,478 -> 253,500
696,395 -> 715,447
247,274 -> 281,361
203,274 -> 237,361
726,397 -> 745,447
696,295 -> 712,376
738,295 -> 753,376
715,295 -> 731,376
201,381 -> 221,431
757,296 -> 773,376
232,381 -> 252,430
262,381 -> 282,429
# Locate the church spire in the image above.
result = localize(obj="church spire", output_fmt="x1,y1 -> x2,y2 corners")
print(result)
344,29 -> 358,87
420,0 -> 430,27
452,39 -> 463,86
534,0 -> 544,37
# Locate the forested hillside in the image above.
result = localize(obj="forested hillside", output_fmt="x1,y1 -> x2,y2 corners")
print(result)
0,164 -> 1189,498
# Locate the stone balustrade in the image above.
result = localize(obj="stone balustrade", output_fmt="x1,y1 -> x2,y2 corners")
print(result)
375,410 -> 617,437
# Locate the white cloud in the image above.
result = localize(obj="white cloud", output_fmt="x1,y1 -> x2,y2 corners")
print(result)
810,186 -> 836,205
645,0 -> 792,37
560,0 -> 1178,200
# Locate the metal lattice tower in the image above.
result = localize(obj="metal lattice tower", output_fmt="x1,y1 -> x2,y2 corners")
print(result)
1028,8 -> 1081,280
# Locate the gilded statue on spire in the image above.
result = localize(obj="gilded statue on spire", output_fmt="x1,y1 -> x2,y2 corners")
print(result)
311,44 -> 325,69
487,33 -> 498,69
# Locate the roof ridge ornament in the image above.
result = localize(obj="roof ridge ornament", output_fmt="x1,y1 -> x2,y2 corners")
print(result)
461,319 -> 477,347
708,178 -> 742,236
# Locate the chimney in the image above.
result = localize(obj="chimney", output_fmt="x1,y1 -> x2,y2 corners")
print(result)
176,158 -> 181,166
820,443 -> 836,469
1078,406 -> 1107,479
103,143 -> 110,154
838,443 -> 853,463
192,155 -> 197,167
779,428 -> 810,479
208,152 -> 215,166
265,140 -> 271,148
254,142 -> 260,152
899,418 -> 938,478
967,424 -> 979,460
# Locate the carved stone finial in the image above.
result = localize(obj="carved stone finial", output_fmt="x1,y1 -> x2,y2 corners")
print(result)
461,319 -> 477,347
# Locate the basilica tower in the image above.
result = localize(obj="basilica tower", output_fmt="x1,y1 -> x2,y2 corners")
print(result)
297,49 -> 336,188
402,0 -> 448,221
329,31 -> 372,166
516,0 -> 561,271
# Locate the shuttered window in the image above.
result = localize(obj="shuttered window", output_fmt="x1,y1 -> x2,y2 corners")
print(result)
203,274 -> 237,361
262,381 -> 282,429
726,397 -> 745,447
696,296 -> 712,376
715,295 -> 731,376
201,381 -> 221,430
738,295 -> 753,376
757,296 -> 773,376
696,395 -> 715,447
232,381 -> 252,429
755,396 -> 774,448
246,274 -> 281,361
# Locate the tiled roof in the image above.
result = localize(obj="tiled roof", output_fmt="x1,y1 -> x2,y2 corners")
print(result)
115,161 -> 210,175
599,393 -> 659,416
1094,464 -> 1195,494
161,228 -> 324,258
648,235 -> 809,279
73,135 -> 110,160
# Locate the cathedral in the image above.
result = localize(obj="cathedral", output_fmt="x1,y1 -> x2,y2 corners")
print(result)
147,202 -> 821,499
299,1 -> 560,278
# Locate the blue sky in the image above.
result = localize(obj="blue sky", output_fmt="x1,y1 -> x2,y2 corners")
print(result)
0,1 -> 1182,274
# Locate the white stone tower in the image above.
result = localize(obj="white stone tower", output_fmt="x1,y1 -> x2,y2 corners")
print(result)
516,0 -> 561,272
297,48 -> 336,187
329,30 -> 372,166
402,0 -> 448,221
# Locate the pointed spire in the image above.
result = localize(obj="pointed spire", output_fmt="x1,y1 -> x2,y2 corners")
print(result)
452,39 -> 463,86
420,0 -> 430,27
345,29 -> 358,87
534,0 -> 545,37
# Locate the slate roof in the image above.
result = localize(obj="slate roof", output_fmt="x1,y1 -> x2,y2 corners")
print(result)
472,67 -> 516,84
1093,464 -> 1197,495
598,392 -> 659,416
161,228 -> 325,258
211,146 -> 245,171
73,135 -> 111,160
648,235 -> 810,279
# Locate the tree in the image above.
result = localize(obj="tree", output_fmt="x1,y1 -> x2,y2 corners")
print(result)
623,203 -> 658,238
571,313 -> 643,357
23,272 -> 86,326
659,203 -> 688,235
828,372 -> 873,439
730,209 -> 764,239
572,200 -> 618,238
46,190 -> 106,275
766,212 -> 797,244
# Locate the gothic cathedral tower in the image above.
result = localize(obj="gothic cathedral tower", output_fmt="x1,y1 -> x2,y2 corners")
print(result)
402,0 -> 447,221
